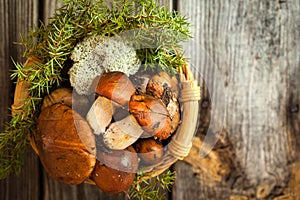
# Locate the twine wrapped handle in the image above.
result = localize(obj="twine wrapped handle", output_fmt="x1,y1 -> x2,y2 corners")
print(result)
168,65 -> 201,160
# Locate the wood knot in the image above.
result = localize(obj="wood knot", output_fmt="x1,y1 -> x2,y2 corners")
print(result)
256,178 -> 277,199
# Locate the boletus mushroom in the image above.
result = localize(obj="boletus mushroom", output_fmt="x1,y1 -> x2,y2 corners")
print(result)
94,71 -> 136,106
41,87 -> 91,117
41,88 -> 73,110
36,104 -> 96,185
146,72 -> 181,134
86,96 -> 114,135
129,94 -> 172,139
167,97 -> 181,133
91,146 -> 138,194
146,71 -> 179,99
135,139 -> 163,165
102,114 -> 144,150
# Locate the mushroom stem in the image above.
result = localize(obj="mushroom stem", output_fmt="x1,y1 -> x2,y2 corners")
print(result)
102,115 -> 143,150
86,96 -> 114,135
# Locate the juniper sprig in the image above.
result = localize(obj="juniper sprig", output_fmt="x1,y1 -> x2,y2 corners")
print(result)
127,170 -> 176,200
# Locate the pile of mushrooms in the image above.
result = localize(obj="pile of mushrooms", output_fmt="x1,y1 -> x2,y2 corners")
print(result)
35,70 -> 181,194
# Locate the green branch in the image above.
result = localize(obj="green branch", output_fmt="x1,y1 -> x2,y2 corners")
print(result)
127,170 -> 176,200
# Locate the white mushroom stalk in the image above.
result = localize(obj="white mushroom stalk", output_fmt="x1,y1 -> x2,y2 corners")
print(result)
102,115 -> 144,150
86,96 -> 114,135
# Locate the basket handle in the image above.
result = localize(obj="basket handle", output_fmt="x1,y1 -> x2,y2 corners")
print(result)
11,79 -> 29,117
11,57 -> 41,155
11,57 -> 41,116
168,65 -> 201,160
141,65 -> 201,177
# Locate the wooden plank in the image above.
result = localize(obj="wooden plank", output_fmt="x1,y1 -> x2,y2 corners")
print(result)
42,170 -> 127,200
0,1 -> 40,200
39,1 -> 173,200
0,0 -> 38,131
0,0 -> 12,133
40,0 -> 63,25
0,149 -> 41,200
158,0 -> 173,11
174,0 -> 300,199
285,1 -> 300,197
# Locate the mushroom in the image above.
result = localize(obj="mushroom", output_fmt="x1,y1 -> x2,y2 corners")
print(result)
41,88 -> 73,110
135,139 -> 163,165
86,96 -> 114,135
139,131 -> 153,138
129,94 -> 172,139
72,90 -> 92,117
94,72 -> 136,106
91,146 -> 138,194
102,114 -> 144,150
41,88 -> 91,117
167,97 -> 181,133
146,71 -> 179,99
112,105 -> 130,121
130,73 -> 152,94
36,104 -> 96,185
146,72 -> 181,133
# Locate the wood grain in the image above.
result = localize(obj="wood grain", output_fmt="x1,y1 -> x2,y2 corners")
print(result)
0,149 -> 40,200
158,0 -> 173,11
0,0 -> 37,131
175,0 -> 300,199
1,0 -> 299,199
0,1 -> 40,200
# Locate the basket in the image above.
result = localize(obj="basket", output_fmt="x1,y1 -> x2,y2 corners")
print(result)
12,57 -> 200,183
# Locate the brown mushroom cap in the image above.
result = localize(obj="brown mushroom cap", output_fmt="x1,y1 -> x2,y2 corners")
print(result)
41,88 -> 91,117
94,72 -> 136,106
36,104 -> 96,185
129,94 -> 172,139
91,146 -> 138,194
41,88 -> 73,110
130,73 -> 152,94
135,139 -> 163,165
146,71 -> 179,99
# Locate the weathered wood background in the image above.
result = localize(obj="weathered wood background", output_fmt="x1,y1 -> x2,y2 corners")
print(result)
1,0 -> 299,199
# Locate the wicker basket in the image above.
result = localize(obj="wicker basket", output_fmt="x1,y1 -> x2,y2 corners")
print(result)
12,57 -> 201,183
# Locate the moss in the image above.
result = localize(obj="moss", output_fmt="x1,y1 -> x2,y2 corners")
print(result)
69,35 -> 141,94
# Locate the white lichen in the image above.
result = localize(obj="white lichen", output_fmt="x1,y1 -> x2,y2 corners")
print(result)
69,35 -> 141,95
70,35 -> 105,62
